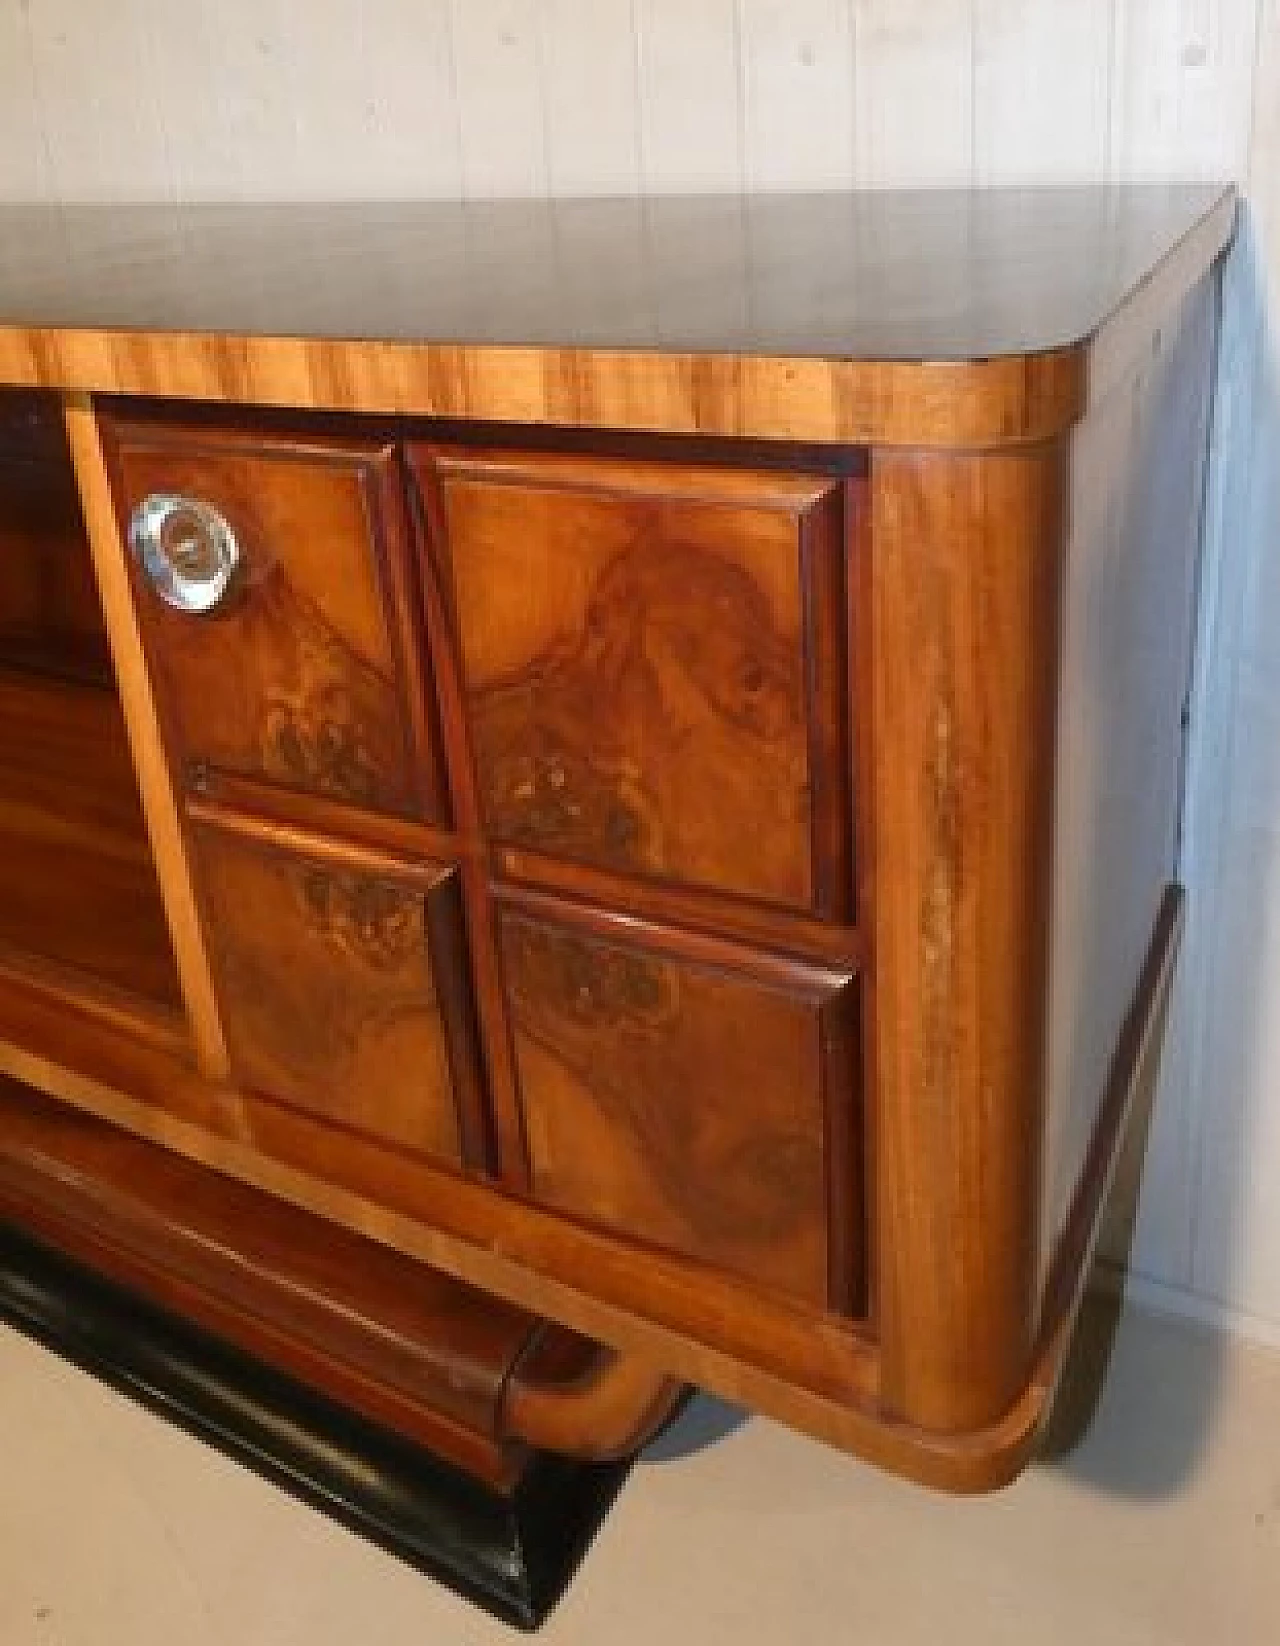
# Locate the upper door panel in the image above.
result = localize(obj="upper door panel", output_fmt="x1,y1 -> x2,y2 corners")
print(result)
414,448 -> 851,918
106,420 -> 444,821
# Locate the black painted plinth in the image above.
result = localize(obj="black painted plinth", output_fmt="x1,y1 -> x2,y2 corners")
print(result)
0,1223 -> 630,1629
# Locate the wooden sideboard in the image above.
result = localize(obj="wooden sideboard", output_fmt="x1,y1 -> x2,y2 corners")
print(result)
0,187 -> 1234,1624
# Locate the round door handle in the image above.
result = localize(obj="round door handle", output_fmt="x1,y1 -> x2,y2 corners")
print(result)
128,493 -> 241,614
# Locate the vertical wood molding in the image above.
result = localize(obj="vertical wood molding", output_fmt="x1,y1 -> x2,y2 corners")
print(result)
870,441 -> 1066,1431
62,393 -> 230,1082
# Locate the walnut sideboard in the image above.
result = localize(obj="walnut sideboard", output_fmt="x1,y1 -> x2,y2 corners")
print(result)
0,187 -> 1234,1624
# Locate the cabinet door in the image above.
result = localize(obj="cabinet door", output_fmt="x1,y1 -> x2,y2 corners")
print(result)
107,420 -> 443,819
190,822 -> 486,1170
417,449 -> 851,917
497,902 -> 861,1311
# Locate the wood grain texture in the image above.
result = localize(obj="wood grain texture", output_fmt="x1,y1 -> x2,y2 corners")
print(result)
0,668 -> 182,1012
0,184 -> 1229,1492
0,973 -> 880,1442
0,883 -> 1185,1491
0,393 -> 111,684
0,1077 -> 546,1485
0,190 -> 1235,447
870,440 -> 1066,1433
497,898 -> 858,1311
422,447 -> 850,916
503,1338 -> 682,1463
189,820 -> 485,1172
490,845 -> 863,970
62,396 -> 230,1081
104,418 -> 444,819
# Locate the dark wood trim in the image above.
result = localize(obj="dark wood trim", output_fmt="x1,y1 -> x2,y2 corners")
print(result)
801,481 -> 857,923
0,1221 -> 630,1630
185,794 -> 461,889
822,982 -> 866,1318
407,445 -> 535,1190
364,443 -> 452,822
504,1342 -> 683,1463
186,783 -> 472,873
846,475 -> 881,1335
1035,886 -> 1186,1388
0,1075 -> 540,1480
493,879 -> 857,1000
489,846 -> 861,969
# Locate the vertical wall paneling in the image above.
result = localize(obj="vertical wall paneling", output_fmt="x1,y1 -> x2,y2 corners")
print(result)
24,0 -> 177,199
1109,0 -> 1260,181
737,0 -> 856,189
450,0 -> 549,197
310,0 -> 464,198
634,0 -> 745,190
541,1 -> 642,195
852,0 -> 976,186
1122,233 -> 1260,1300
0,9 -> 50,198
972,1 -> 1114,183
1182,215 -> 1280,1326
1250,0 -> 1280,312
145,1 -> 307,200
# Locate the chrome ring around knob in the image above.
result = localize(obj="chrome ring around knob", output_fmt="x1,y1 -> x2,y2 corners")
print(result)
128,493 -> 241,614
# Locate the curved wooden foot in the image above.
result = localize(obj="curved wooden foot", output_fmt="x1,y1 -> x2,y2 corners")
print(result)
505,1334 -> 684,1461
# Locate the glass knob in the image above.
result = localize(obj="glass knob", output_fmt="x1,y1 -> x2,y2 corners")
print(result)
129,493 -> 241,614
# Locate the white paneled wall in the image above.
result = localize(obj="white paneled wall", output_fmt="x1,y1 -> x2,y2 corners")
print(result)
2,0 -> 1280,1345
0,0 -> 1260,200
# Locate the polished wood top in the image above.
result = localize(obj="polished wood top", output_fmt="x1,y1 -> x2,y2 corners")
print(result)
0,188 -> 1228,356
0,187 -> 1233,445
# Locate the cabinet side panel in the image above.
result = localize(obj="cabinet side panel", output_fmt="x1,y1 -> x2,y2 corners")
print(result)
870,443 -> 1065,1433
1042,269 -> 1220,1284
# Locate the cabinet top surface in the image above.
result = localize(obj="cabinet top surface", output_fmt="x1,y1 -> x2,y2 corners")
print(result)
0,186 -> 1228,358
0,186 -> 1233,445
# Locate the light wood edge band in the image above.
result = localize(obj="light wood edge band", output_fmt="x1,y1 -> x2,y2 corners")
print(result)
61,392 -> 230,1081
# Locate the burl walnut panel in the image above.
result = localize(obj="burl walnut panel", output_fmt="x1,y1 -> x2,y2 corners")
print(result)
496,900 -> 859,1311
105,422 -> 443,819
418,450 -> 851,918
190,822 -> 483,1170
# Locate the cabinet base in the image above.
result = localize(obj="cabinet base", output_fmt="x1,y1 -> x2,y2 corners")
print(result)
0,1223 -> 631,1630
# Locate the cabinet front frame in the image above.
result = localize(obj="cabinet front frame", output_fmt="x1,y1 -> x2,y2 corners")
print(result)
47,397 -> 905,1459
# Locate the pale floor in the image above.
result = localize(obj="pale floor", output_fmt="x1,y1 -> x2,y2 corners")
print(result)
0,1295 -> 1277,1645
